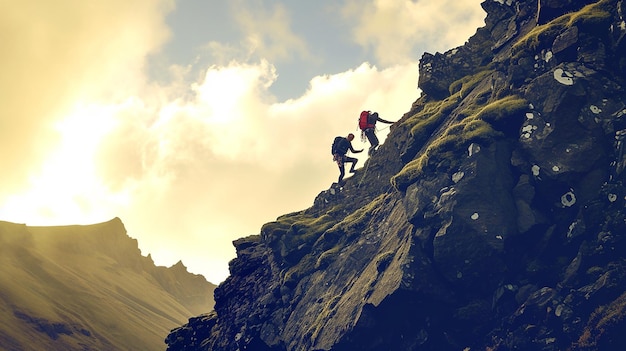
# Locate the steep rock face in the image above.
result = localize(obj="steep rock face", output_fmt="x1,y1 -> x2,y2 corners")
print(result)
167,0 -> 626,350
0,218 -> 215,351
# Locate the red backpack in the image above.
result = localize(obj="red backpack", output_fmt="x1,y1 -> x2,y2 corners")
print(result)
359,110 -> 374,130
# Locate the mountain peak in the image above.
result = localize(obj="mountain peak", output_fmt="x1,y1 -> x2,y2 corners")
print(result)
1,218 -> 215,350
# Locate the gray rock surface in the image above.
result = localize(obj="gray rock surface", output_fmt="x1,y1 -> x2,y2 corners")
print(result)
167,1 -> 626,350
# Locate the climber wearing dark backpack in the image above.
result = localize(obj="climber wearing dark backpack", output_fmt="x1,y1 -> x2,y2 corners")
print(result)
331,133 -> 363,184
358,110 -> 394,156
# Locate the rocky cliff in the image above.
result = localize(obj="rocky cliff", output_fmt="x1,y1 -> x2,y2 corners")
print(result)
0,218 -> 215,351
166,0 -> 626,350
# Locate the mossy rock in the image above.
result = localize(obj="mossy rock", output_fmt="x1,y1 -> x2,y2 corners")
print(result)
397,94 -> 462,164
512,0 -> 612,59
315,246 -> 342,269
281,195 -> 387,286
283,254 -> 317,288
392,95 -> 527,191
449,69 -> 495,97
262,211 -> 338,264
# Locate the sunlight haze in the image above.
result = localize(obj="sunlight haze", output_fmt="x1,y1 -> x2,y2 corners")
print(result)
0,0 -> 485,284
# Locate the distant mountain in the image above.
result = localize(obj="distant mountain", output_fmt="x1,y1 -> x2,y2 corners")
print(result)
0,217 -> 215,351
166,0 -> 626,350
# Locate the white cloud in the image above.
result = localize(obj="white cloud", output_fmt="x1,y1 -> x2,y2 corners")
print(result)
0,0 -> 174,194
1,52 -> 420,284
93,60 -> 419,283
342,0 -> 486,65
0,0 -> 486,284
233,1 -> 311,63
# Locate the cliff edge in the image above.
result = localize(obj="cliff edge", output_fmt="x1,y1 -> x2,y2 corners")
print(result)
167,0 -> 626,350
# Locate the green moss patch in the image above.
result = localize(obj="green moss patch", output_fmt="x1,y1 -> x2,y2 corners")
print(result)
409,94 -> 462,139
315,245 -> 342,269
283,254 -> 317,287
262,211 -> 338,264
263,212 -> 336,243
449,69 -> 494,97
512,0 -> 612,59
339,194 -> 387,233
392,95 -> 527,191
283,194 -> 389,288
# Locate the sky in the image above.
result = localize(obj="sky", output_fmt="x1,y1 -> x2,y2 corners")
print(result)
1,0 -> 486,284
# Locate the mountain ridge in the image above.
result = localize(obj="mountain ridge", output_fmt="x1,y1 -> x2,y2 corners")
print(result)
0,217 -> 215,351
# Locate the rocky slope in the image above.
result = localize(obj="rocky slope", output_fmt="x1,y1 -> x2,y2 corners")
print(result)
166,0 -> 626,350
0,218 -> 215,351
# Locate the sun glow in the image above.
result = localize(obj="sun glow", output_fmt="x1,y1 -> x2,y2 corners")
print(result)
1,102 -> 128,225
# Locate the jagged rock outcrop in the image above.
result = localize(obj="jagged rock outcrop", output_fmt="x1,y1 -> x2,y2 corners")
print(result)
166,0 -> 626,350
0,218 -> 215,351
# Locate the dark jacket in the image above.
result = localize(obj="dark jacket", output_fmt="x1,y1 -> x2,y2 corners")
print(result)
368,112 -> 393,125
332,136 -> 359,155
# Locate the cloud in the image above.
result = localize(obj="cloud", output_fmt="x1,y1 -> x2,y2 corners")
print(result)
90,60 -> 419,283
233,1 -> 311,63
0,0 -> 174,194
342,0 -> 486,65
0,0 -> 486,284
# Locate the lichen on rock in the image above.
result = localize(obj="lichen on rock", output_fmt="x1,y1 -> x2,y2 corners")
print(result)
166,1 -> 626,350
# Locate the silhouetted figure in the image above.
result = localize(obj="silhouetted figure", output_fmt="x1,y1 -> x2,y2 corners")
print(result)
331,133 -> 363,184
358,111 -> 394,155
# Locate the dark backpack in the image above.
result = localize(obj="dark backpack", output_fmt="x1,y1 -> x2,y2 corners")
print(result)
331,136 -> 349,155
359,110 -> 375,130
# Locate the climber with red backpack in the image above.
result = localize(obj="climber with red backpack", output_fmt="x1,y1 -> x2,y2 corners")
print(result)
358,110 -> 394,155
331,133 -> 363,185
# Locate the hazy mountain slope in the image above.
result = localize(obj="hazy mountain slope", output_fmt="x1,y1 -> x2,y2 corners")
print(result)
0,218 -> 215,351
